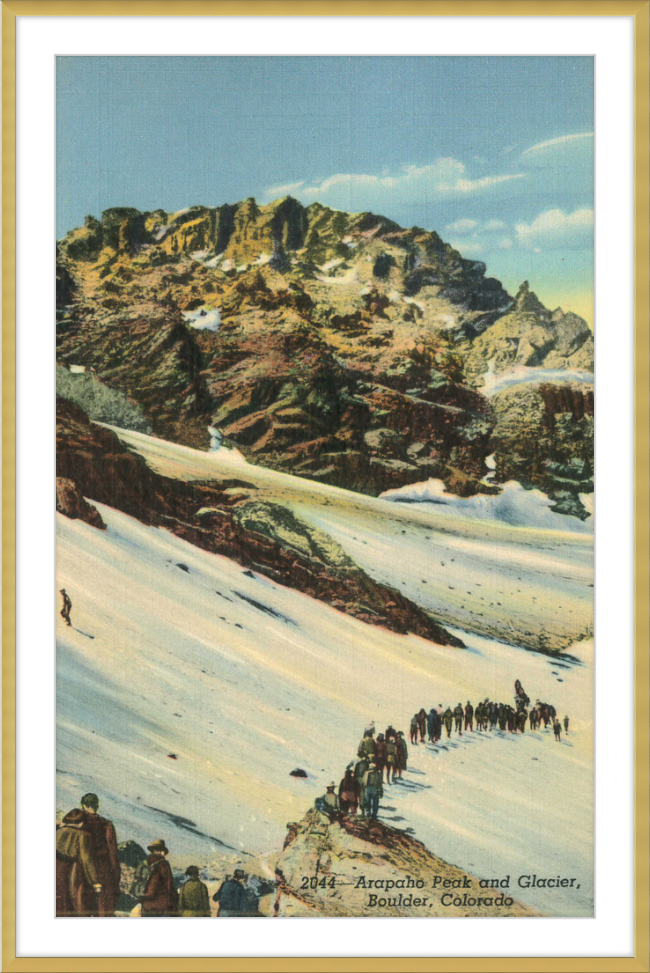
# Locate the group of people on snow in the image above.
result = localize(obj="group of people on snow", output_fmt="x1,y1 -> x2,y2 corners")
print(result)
408,683 -> 569,746
315,681 -> 570,825
315,723 -> 410,823
55,793 -> 262,917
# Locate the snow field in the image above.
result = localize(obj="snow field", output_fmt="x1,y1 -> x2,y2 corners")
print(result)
57,501 -> 593,916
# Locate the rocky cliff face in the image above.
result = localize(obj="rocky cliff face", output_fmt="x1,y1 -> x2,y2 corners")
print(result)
273,808 -> 534,917
56,396 -> 462,645
490,381 -> 594,518
57,198 -> 593,508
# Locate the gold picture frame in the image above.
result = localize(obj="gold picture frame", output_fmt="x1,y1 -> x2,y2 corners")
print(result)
3,2 -> 649,970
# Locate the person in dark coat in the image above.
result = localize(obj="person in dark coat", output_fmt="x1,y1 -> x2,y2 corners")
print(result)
355,757 -> 369,815
374,733 -> 387,780
498,704 -> 507,731
443,707 -> 454,738
514,679 -> 530,708
433,708 -> 443,742
56,809 -> 101,916
141,840 -> 178,916
385,724 -> 397,743
453,704 -> 464,735
563,715 -> 570,734
214,869 -> 246,917
396,732 -> 408,778
553,718 -> 562,742
427,709 -> 436,743
60,588 -> 72,626
77,793 -> 120,917
409,715 -> 419,745
339,766 -> 360,815
179,866 -> 211,916
464,702 -> 474,732
417,708 -> 427,742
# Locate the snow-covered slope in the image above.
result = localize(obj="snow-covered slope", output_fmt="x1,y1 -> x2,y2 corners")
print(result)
57,499 -> 593,916
106,426 -> 594,654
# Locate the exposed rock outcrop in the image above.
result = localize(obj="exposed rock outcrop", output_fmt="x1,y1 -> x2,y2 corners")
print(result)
56,397 -> 463,645
273,808 -> 534,917
56,476 -> 106,529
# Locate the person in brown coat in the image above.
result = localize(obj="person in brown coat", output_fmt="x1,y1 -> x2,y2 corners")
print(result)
78,793 -> 121,916
385,737 -> 398,784
56,809 -> 101,916
374,733 -> 387,781
417,708 -> 427,742
141,840 -> 178,916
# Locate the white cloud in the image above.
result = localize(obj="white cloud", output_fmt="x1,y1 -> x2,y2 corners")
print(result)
483,219 -> 507,232
522,132 -> 594,157
264,158 -> 524,212
265,180 -> 308,197
444,218 -> 513,255
515,208 -> 594,250
449,239 -> 484,256
445,218 -> 479,234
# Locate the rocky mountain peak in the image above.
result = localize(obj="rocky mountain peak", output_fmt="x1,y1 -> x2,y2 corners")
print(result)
56,196 -> 593,516
514,280 -> 548,317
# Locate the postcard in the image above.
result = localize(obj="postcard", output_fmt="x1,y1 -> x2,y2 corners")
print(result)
55,55 -> 594,920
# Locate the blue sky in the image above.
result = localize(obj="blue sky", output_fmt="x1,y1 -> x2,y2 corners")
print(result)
57,56 -> 594,322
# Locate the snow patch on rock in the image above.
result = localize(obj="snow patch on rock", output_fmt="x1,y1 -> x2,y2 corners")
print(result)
481,362 -> 594,397
207,426 -> 248,464
381,478 -> 594,533
182,307 -> 221,332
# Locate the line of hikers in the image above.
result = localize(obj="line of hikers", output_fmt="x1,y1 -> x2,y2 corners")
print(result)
408,685 -> 568,744
55,792 -> 265,917
315,723 -> 410,823
408,702 -> 569,742
315,681 -> 570,823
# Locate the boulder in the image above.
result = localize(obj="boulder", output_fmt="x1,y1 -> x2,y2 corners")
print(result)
56,477 -> 105,529
117,840 -> 147,867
